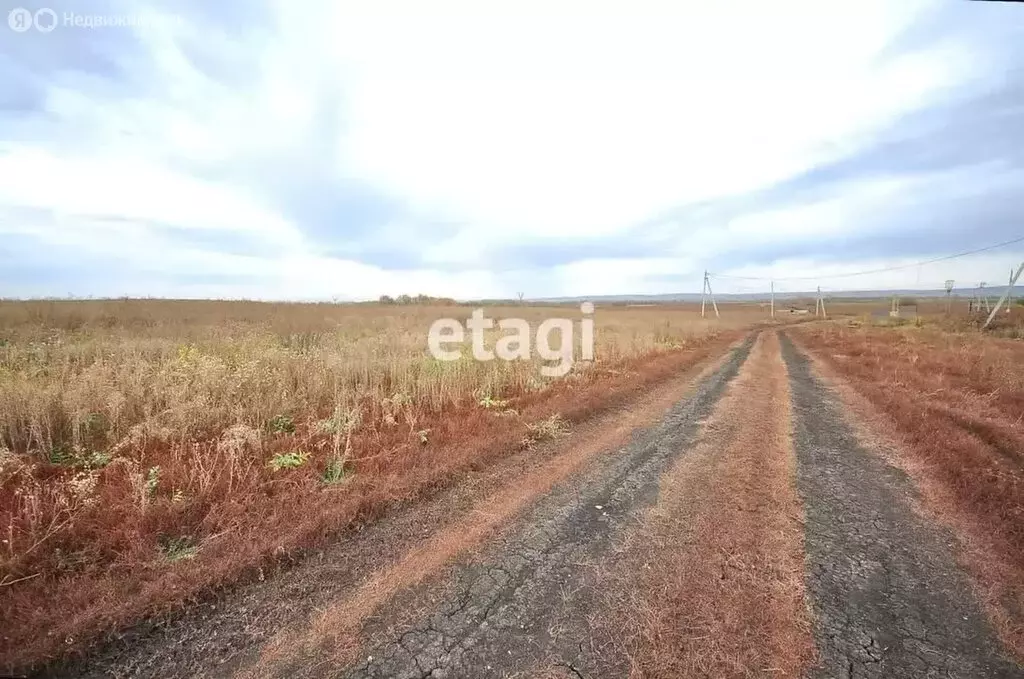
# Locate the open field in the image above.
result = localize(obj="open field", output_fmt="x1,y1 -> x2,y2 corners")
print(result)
32,323 -> 1021,679
5,301 -> 1024,677
784,296 -> 1024,334
0,298 -> 770,670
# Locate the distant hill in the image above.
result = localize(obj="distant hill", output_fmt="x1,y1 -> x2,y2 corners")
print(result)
494,287 -> 1019,305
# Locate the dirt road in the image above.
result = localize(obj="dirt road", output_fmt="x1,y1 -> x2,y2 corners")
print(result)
781,334 -> 1020,679
48,331 -> 1022,678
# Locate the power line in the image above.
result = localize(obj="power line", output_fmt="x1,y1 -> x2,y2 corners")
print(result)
708,234 -> 1024,282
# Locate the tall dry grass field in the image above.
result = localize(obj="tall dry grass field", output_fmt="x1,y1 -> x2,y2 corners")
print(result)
0,298 -> 767,670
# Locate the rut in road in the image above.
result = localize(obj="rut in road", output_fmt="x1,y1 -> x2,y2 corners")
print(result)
47,329 -> 1024,679
44,334 -> 747,679
780,332 -> 1022,679
589,329 -> 815,678
246,335 -> 757,678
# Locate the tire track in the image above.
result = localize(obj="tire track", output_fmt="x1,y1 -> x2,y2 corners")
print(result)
253,334 -> 757,678
780,331 -> 1021,679
47,336 -> 744,679
585,330 -> 814,678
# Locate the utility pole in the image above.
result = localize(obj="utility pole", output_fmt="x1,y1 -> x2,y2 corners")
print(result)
701,270 -> 707,319
770,281 -> 775,319
945,279 -> 954,315
972,283 -> 987,314
700,271 -> 719,319
983,261 -> 1024,329
1009,269 -> 1015,309
815,286 -> 828,319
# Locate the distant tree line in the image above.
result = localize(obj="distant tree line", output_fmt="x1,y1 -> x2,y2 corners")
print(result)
378,294 -> 457,305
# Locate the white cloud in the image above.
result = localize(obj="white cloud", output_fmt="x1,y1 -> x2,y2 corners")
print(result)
330,0 -> 955,240
1,0 -> 1019,299
0,147 -> 305,250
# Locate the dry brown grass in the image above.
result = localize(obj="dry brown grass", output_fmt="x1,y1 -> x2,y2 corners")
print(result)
822,297 -> 1024,339
597,331 -> 814,678
793,322 -> 1024,658
0,298 -> 768,671
246,347 -> 740,677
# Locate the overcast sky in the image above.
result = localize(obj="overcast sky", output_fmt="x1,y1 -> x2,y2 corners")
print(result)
1,0 -> 1023,300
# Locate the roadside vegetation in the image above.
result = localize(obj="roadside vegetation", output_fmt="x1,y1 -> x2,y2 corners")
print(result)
794,320 -> 1024,657
0,298 -> 764,670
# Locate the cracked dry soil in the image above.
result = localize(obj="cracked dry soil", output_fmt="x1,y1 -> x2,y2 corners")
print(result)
336,332 -> 1023,679
780,332 -> 1021,679
43,335 -> 749,679
267,336 -> 757,679
42,331 -> 1024,679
